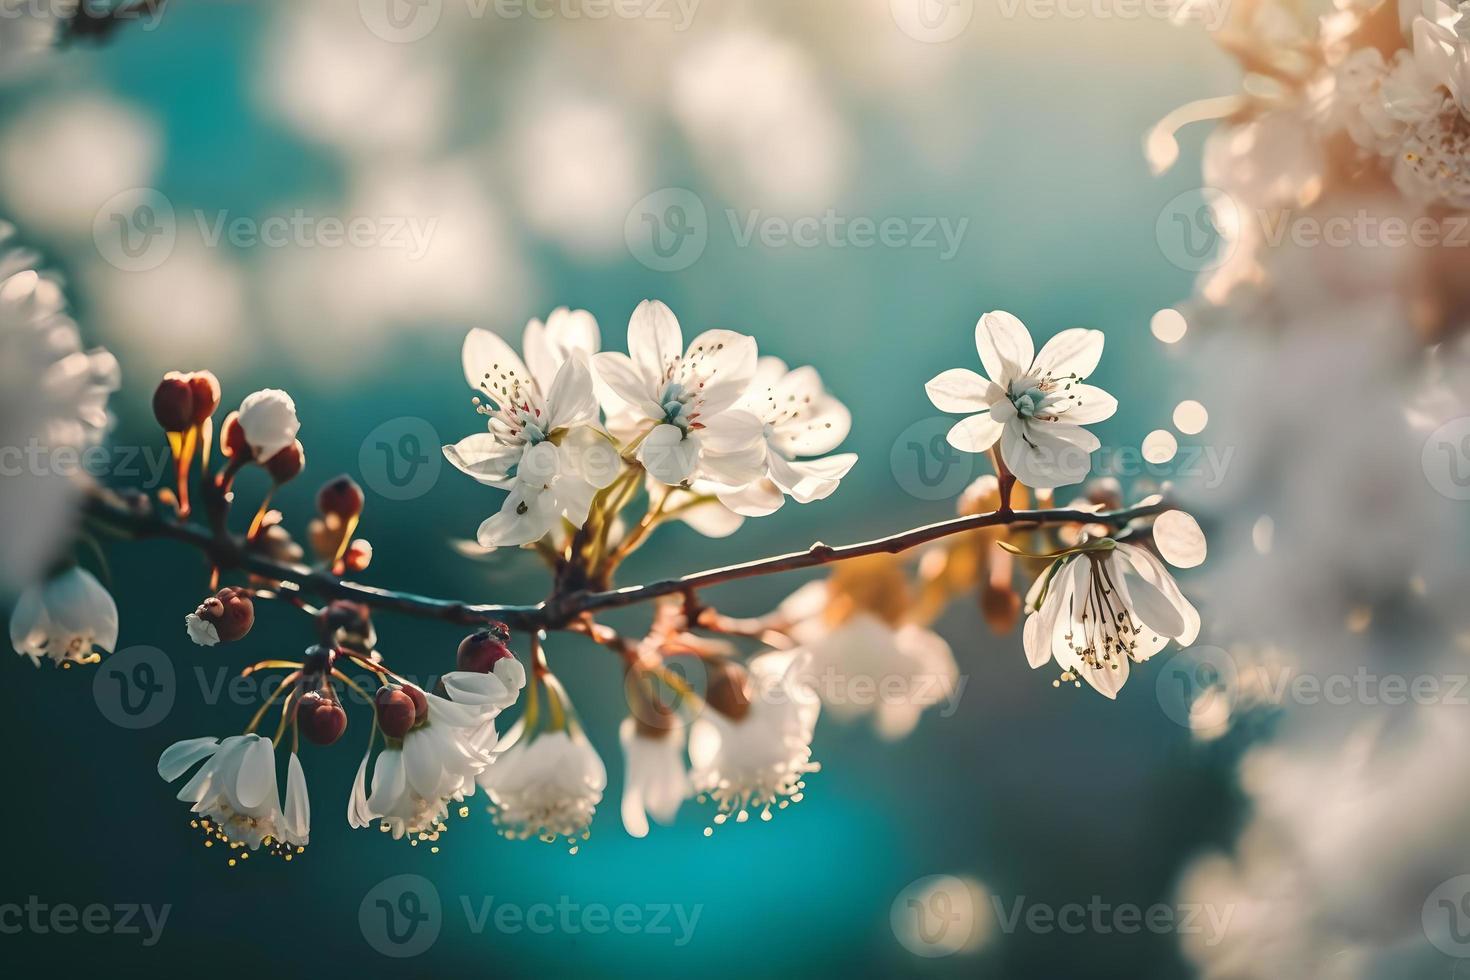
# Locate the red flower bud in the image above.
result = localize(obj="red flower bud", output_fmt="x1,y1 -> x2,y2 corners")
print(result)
264,440 -> 305,484
220,411 -> 250,459
704,659 -> 752,722
341,539 -> 373,573
403,684 -> 429,726
297,690 -> 347,746
187,371 -> 221,427
188,587 -> 255,644
152,373 -> 195,432
456,624 -> 514,674
374,687 -> 416,740
317,475 -> 365,520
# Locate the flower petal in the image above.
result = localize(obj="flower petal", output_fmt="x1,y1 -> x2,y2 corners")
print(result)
628,299 -> 684,387
1031,328 -> 1104,381
975,311 -> 1034,384
158,737 -> 220,782
234,736 -> 277,811
593,351 -> 661,418
947,413 -> 1004,453
767,452 -> 858,503
462,328 -> 531,396
443,433 -> 520,487
639,424 -> 700,485
543,355 -> 600,432
926,368 -> 1000,413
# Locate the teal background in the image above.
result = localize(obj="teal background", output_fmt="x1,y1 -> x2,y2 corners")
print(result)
0,5 -> 1243,977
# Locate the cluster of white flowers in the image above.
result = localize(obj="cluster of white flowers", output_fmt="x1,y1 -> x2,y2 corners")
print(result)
443,300 -> 859,550
1,223 -> 121,665
159,657 -> 527,855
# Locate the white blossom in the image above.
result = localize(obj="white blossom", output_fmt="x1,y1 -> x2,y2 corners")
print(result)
481,727 -> 607,847
158,734 -> 310,853
349,661 -> 525,842
444,319 -> 616,549
593,299 -> 765,488
688,651 -> 820,828
618,717 -> 691,839
10,566 -> 119,667
1023,541 -> 1200,699
925,311 -> 1115,488
715,357 -> 858,516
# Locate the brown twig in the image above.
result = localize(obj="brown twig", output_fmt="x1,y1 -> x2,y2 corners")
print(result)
83,486 -> 1167,633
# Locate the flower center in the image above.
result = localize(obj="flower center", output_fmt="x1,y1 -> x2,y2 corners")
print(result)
1064,556 -> 1143,673
1010,385 -> 1048,419
659,381 -> 693,430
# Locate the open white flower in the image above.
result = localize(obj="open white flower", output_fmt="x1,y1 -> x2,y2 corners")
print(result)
618,716 -> 691,838
1023,541 -> 1200,699
0,243 -> 119,593
158,734 -> 310,854
926,311 -> 1115,488
715,357 -> 859,516
236,389 -> 300,462
349,661 -> 525,842
593,299 -> 764,487
784,592 -> 960,740
688,651 -> 820,829
481,727 -> 607,847
10,566 -> 118,666
444,324 -> 617,549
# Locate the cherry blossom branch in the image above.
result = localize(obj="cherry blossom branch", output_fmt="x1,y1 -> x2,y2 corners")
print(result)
83,485 -> 1167,633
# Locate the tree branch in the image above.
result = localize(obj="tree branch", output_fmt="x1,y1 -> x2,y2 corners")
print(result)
83,487 -> 1167,633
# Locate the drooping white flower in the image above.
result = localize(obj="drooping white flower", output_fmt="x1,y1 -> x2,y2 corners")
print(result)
1023,541 -> 1200,699
618,716 -> 691,839
593,299 -> 765,487
443,322 -> 617,549
714,356 -> 859,516
0,239 -> 119,593
10,566 -> 119,667
926,311 -> 1116,488
157,734 -> 310,854
349,661 -> 525,842
481,726 -> 607,848
781,580 -> 960,740
688,651 -> 820,829
236,388 -> 300,462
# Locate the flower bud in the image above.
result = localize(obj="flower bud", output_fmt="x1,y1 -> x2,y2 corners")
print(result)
152,373 -> 195,432
456,624 -> 514,673
374,687 -> 416,740
264,440 -> 305,484
704,659 -> 752,722
342,539 -> 373,573
220,411 -> 250,459
184,587 -> 255,646
237,388 -> 300,462
187,371 -> 221,427
317,475 -> 364,520
297,690 -> 348,746
402,684 -> 429,726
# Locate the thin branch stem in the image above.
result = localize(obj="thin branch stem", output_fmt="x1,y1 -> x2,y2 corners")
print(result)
83,485 -> 1166,633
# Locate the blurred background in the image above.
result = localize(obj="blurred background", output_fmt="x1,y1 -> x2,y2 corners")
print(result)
3,1 -> 1451,977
